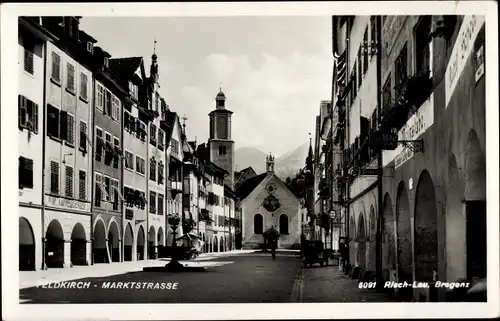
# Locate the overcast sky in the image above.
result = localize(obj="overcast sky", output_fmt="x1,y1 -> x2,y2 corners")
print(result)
80,16 -> 333,156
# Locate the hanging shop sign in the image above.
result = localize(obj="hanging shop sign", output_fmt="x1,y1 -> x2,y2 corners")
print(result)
383,96 -> 434,168
445,15 -> 485,108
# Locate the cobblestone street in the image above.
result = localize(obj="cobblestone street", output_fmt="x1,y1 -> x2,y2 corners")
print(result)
20,252 -> 391,304
301,265 -> 391,302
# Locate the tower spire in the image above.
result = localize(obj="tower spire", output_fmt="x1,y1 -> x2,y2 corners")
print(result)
306,133 -> 313,171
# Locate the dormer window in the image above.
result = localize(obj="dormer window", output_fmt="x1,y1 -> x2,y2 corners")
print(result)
87,42 -> 94,54
104,57 -> 109,68
129,82 -> 138,100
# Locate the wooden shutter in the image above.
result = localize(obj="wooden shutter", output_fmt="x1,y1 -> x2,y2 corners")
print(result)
105,177 -> 111,201
29,102 -> 39,133
51,52 -> 61,82
65,166 -> 73,197
47,105 -> 59,138
66,63 -> 75,92
79,170 -> 86,200
59,110 -> 68,141
80,72 -> 88,100
24,158 -> 34,188
18,157 -> 25,188
79,121 -> 87,150
50,161 -> 59,194
24,46 -> 34,74
18,95 -> 28,129
67,114 -> 74,144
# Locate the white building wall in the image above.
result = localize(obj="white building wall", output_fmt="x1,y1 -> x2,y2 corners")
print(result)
18,28 -> 45,270
18,31 -> 44,207
42,41 -> 93,268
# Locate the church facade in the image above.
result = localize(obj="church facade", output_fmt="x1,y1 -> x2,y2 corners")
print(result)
237,155 -> 302,249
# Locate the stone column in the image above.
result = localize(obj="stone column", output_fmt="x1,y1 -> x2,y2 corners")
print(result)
64,240 -> 72,268
119,239 -> 123,262
86,240 -> 91,265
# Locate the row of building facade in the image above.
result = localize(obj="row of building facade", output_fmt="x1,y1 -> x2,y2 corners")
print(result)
18,16 -> 241,271
305,15 -> 486,302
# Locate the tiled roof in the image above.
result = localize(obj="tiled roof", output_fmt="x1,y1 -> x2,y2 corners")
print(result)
109,57 -> 143,82
162,110 -> 177,141
235,173 -> 267,200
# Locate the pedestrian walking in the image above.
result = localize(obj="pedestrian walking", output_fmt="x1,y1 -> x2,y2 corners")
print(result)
271,239 -> 277,260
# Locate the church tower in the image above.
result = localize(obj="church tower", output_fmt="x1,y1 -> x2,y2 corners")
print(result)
208,86 -> 235,188
266,153 -> 275,174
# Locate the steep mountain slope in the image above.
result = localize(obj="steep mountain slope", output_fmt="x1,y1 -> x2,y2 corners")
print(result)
234,147 -> 267,174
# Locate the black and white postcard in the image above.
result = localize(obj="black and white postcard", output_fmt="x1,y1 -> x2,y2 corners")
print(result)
1,1 -> 499,320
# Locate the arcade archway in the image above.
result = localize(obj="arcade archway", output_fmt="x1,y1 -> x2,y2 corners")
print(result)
396,182 -> 412,283
464,129 -> 486,279
158,227 -> 165,258
45,219 -> 64,268
382,193 -> 396,281
137,226 -> 145,260
357,214 -> 367,270
124,223 -> 134,261
71,223 -> 87,266
93,219 -> 107,263
414,170 -> 438,281
108,220 -> 120,262
148,226 -> 156,259
214,236 -> 219,252
446,154 -> 466,281
19,217 -> 36,270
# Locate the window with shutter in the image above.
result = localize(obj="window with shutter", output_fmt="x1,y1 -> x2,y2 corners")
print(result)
24,45 -> 34,75
124,151 -> 134,170
65,166 -> 74,197
24,158 -> 34,189
150,157 -> 156,181
80,72 -> 88,101
18,157 -> 25,189
149,191 -> 156,213
50,161 -> 59,194
112,179 -> 119,210
150,124 -> 157,146
158,162 -> 164,185
113,137 -> 120,168
104,177 -> 111,202
51,51 -> 61,83
105,90 -> 112,115
66,114 -> 74,145
27,101 -> 38,133
18,157 -> 34,189
95,128 -> 103,161
47,105 -> 60,138
59,110 -> 68,141
18,95 -> 27,129
395,44 -> 408,91
95,173 -> 102,207
158,130 -> 164,150
158,194 -> 164,215
79,121 -> 87,151
66,63 -> 75,92
96,84 -> 104,111
79,170 -> 86,200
